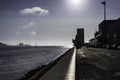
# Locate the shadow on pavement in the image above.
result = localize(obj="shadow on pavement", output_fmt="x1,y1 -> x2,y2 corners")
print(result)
76,56 -> 120,80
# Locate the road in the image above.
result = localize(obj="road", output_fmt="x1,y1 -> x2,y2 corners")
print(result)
76,47 -> 120,80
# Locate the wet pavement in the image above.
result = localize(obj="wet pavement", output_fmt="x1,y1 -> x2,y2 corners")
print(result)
76,47 -> 120,80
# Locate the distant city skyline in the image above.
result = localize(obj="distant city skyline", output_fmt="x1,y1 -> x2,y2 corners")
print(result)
0,0 -> 120,46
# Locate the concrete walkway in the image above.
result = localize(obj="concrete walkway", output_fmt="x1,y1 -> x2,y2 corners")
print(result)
39,48 -> 76,80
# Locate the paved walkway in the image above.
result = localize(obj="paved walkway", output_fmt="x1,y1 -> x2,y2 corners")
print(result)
39,48 -> 76,80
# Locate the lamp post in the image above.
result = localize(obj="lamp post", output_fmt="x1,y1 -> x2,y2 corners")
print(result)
101,0 -> 106,21
101,0 -> 107,45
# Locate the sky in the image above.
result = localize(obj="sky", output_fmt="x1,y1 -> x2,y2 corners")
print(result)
0,0 -> 120,46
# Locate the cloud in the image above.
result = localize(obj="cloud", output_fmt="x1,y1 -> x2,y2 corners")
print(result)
31,31 -> 37,35
20,7 -> 49,15
22,22 -> 35,28
21,22 -> 37,36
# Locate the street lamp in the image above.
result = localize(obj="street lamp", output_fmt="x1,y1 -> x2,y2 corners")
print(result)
101,0 -> 107,44
101,0 -> 106,20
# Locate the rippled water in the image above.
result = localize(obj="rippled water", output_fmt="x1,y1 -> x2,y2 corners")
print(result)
0,46 -> 68,80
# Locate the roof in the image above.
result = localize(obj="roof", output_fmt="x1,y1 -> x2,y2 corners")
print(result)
99,20 -> 117,27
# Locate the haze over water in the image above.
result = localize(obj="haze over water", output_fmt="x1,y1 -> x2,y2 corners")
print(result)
0,46 -> 68,80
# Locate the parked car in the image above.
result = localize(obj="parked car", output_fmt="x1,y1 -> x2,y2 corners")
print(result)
117,46 -> 120,49
106,44 -> 113,49
112,44 -> 118,49
94,43 -> 103,48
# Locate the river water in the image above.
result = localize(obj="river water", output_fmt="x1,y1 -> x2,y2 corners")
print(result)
0,46 -> 68,80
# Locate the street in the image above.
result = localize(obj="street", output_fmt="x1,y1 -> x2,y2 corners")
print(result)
76,47 -> 120,80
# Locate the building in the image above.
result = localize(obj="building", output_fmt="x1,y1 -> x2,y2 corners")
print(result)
72,28 -> 84,48
94,18 -> 120,47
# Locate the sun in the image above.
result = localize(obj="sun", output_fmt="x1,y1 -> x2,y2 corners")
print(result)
66,0 -> 87,10
69,0 -> 82,7
70,0 -> 81,5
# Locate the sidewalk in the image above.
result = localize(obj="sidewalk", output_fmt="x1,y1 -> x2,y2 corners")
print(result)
39,48 -> 76,80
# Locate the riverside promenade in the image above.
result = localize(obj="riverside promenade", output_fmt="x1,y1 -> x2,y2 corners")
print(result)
27,47 -> 120,80
39,48 -> 76,80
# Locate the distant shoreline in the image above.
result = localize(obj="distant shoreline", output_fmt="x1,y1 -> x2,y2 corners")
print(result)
0,46 -> 66,51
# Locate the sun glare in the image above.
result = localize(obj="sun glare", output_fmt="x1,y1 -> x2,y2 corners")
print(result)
70,0 -> 81,6
66,0 -> 86,10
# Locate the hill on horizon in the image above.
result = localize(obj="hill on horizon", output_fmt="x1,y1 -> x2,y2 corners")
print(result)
0,42 -> 8,47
